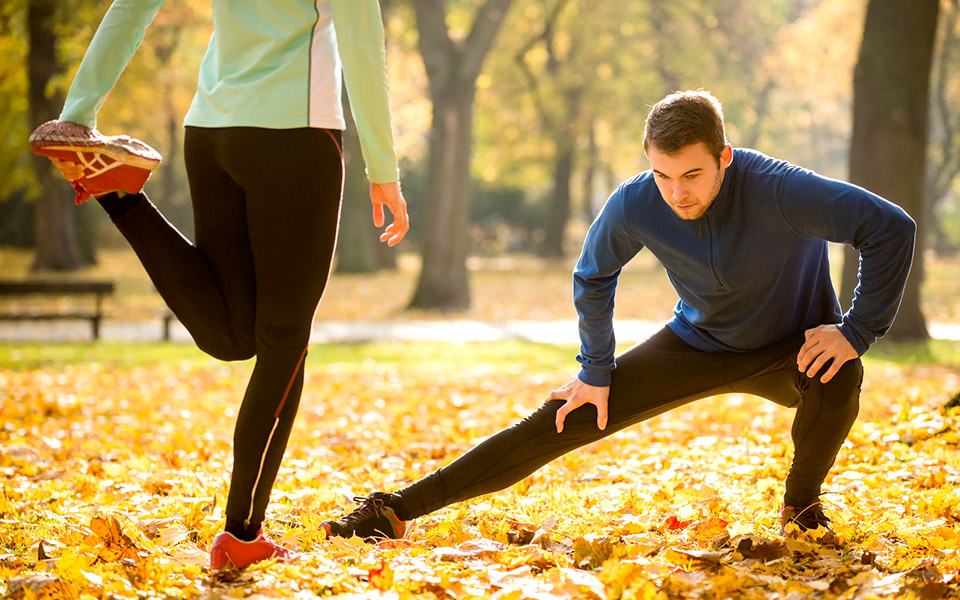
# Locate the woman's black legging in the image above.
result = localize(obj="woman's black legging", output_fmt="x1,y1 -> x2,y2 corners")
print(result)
396,326 -> 862,519
98,126 -> 344,537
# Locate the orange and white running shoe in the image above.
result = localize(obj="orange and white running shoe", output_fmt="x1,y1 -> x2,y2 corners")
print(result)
208,531 -> 298,571
29,120 -> 162,204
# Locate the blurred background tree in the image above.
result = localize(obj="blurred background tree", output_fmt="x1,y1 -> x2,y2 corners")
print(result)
841,0 -> 939,342
406,0 -> 514,310
928,0 -> 960,256
26,0 -> 79,271
4,0 -> 208,268
1,0 -> 958,325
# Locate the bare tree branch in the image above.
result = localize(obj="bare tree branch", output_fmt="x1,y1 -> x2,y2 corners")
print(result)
461,0 -> 514,81
513,0 -> 570,131
413,0 -> 455,94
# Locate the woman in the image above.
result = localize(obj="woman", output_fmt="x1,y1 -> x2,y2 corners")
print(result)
30,0 -> 408,571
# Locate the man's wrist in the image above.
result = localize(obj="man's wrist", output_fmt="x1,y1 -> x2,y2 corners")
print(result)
577,368 -> 611,388
835,321 -> 868,356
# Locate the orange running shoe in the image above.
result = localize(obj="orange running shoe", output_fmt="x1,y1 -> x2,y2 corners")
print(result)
29,120 -> 162,204
208,531 -> 298,571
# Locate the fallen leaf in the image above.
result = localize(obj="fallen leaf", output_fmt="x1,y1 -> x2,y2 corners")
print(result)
662,516 -> 692,531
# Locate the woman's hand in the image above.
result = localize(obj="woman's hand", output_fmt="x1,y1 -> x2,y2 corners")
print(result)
370,181 -> 409,246
49,158 -> 84,181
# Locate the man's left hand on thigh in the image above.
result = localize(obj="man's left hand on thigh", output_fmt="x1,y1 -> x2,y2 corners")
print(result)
797,324 -> 859,384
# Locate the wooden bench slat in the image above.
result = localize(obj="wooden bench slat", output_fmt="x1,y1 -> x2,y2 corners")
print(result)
0,281 -> 115,294
0,313 -> 101,320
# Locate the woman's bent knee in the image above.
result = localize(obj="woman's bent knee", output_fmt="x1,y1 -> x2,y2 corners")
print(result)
196,331 -> 256,361
255,322 -> 311,352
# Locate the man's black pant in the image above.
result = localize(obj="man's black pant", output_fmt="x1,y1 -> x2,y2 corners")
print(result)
396,326 -> 862,519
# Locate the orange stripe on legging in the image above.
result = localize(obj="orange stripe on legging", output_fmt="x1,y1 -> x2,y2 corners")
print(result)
322,128 -> 343,160
245,342 -> 311,525
274,343 -> 310,419
246,417 -> 279,526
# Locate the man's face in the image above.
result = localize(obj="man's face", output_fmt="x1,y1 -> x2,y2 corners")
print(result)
647,142 -> 733,220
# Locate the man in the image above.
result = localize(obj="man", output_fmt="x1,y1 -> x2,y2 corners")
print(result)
321,90 -> 916,540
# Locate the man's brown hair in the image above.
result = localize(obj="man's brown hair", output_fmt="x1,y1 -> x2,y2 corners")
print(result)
643,90 -> 727,165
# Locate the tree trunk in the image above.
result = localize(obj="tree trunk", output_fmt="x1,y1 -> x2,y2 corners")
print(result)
336,0 -> 396,273
842,0 -> 939,342
926,0 -> 960,256
162,93 -> 181,229
74,203 -> 98,265
581,116 -> 598,223
409,84 -> 475,308
28,0 -> 80,271
375,225 -> 398,270
408,0 -> 513,310
335,99 -> 382,274
541,138 -> 574,258
154,81 -> 194,239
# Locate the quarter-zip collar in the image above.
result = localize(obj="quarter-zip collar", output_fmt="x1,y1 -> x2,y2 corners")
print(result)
700,153 -> 737,229
697,155 -> 736,288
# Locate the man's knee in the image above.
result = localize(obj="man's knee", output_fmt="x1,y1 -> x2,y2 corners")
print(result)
513,401 -> 564,435
514,400 -> 584,430
827,357 -> 863,395
516,399 -> 609,444
812,357 -> 862,418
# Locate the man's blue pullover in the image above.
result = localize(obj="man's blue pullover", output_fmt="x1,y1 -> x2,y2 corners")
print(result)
574,148 -> 916,387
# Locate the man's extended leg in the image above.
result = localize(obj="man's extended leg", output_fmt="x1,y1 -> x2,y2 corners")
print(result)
391,327 -> 736,521
325,328 -> 861,539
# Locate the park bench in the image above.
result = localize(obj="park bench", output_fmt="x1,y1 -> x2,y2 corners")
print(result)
0,280 -> 115,340
0,280 -> 178,341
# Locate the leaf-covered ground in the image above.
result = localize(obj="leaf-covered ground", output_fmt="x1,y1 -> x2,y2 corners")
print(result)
2,340 -> 959,599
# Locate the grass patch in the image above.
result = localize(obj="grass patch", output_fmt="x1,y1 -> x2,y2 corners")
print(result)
0,341 -> 215,370
863,338 -> 960,368
3,337 -> 956,372
0,340 -> 578,373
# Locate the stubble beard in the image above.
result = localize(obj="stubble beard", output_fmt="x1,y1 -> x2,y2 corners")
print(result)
674,168 -> 725,221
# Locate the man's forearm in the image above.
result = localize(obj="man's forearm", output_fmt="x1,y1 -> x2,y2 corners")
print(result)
573,274 -> 618,386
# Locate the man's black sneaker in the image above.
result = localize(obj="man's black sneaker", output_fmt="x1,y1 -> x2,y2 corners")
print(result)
780,502 -> 832,535
321,492 -> 406,541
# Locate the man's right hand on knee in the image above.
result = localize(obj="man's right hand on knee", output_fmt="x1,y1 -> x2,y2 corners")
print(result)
549,377 -> 609,433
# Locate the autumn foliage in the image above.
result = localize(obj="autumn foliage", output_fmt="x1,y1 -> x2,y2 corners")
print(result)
1,341 -> 959,599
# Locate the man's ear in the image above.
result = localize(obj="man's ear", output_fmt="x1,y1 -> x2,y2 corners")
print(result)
720,144 -> 734,169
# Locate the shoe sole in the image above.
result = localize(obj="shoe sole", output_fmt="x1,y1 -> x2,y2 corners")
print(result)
29,121 -> 162,200
30,139 -> 162,171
